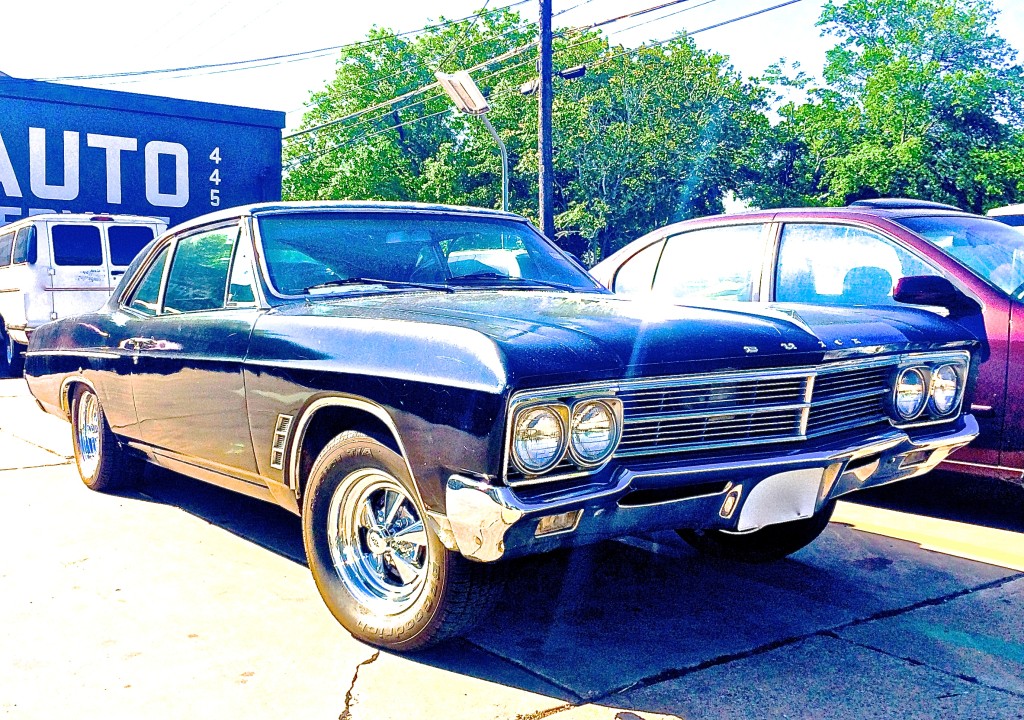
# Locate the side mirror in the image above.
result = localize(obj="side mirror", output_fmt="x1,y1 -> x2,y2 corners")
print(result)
893,276 -> 975,315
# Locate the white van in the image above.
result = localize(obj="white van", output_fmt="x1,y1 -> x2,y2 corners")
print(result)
987,204 -> 1024,234
0,213 -> 166,376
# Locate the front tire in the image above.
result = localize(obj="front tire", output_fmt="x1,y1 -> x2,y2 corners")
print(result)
677,501 -> 836,563
302,432 -> 502,651
70,385 -> 140,492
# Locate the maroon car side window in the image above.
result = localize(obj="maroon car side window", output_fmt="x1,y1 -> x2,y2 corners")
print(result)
776,223 -> 938,306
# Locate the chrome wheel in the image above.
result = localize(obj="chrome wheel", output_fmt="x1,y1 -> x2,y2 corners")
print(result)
4,337 -> 12,367
75,391 -> 101,479
327,469 -> 429,614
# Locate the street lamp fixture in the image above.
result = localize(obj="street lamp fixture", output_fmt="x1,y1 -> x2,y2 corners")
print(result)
435,70 -> 508,212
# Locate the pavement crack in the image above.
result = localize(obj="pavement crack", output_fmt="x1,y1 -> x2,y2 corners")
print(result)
512,704 -> 575,720
466,640 -> 585,704
590,573 -> 1024,704
338,650 -> 379,720
830,634 -> 1024,700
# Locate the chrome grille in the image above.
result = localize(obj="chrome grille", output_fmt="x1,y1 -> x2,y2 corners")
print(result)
614,361 -> 894,458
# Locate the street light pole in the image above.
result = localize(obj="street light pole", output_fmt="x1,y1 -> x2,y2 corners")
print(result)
538,0 -> 554,238
481,115 -> 509,212
434,70 -> 508,212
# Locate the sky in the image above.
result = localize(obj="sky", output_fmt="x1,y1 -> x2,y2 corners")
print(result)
2,0 -> 1023,131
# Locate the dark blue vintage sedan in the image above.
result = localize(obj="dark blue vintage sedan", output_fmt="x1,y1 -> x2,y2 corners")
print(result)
26,202 -> 979,650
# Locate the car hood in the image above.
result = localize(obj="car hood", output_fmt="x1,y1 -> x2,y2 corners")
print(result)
253,291 -> 976,392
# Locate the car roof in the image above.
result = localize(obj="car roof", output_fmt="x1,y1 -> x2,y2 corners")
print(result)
166,200 -> 528,235
1,213 -> 165,229
987,203 -> 1024,217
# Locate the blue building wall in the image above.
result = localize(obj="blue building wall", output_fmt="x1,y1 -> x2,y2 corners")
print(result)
0,78 -> 284,229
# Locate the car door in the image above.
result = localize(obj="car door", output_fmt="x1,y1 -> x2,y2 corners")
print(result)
607,223 -> 771,302
128,221 -> 263,481
647,223 -> 771,303
771,221 -> 1009,471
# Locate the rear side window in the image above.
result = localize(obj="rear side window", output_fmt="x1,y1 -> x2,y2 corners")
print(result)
109,226 -> 156,266
52,225 -> 103,266
163,228 -> 236,313
0,231 -> 13,267
13,226 -> 36,264
613,240 -> 664,296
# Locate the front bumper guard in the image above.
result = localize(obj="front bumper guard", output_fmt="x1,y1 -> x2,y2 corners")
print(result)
442,415 -> 979,562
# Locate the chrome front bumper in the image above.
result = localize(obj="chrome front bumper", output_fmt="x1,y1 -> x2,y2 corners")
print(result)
439,415 -> 980,562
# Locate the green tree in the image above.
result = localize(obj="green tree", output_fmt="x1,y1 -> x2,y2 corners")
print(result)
284,9 -> 768,262
748,0 -> 1024,211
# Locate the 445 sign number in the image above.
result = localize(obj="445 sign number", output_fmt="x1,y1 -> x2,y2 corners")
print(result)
209,147 -> 222,207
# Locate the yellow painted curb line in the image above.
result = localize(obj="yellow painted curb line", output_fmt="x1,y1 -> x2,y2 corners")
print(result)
833,501 -> 1024,572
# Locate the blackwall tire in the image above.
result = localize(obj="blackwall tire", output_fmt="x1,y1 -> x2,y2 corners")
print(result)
0,326 -> 12,378
7,337 -> 24,378
302,431 -> 503,651
677,501 -> 837,564
70,385 -> 141,492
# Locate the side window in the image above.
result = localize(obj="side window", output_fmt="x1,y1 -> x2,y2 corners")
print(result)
226,239 -> 258,307
776,224 -> 939,306
163,227 -> 237,314
652,225 -> 766,303
0,231 -> 13,267
613,240 -> 664,296
109,226 -> 156,267
13,226 -> 36,265
127,246 -> 170,317
52,225 -> 103,266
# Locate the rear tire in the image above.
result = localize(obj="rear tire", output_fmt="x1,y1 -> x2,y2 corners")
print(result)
70,385 -> 141,492
0,326 -> 14,378
677,501 -> 836,563
6,336 -> 25,378
302,432 -> 503,651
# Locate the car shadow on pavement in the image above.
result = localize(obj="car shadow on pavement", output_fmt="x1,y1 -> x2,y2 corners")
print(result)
115,463 -> 1022,716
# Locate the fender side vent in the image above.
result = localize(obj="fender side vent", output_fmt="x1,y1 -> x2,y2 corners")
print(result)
270,414 -> 294,470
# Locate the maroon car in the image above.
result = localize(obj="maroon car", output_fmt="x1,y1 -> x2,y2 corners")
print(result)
591,198 -> 1024,485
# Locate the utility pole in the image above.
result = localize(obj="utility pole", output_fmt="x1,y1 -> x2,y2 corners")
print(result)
538,0 -> 554,238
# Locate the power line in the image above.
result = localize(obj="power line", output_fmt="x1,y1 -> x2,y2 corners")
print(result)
40,0 -> 532,81
285,0 -> 809,170
285,0 -> 707,141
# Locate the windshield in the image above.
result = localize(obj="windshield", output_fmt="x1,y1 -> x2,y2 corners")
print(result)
899,215 -> 1024,299
255,211 -> 600,295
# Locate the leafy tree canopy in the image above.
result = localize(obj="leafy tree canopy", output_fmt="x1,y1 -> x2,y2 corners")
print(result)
747,0 -> 1024,211
284,8 -> 768,262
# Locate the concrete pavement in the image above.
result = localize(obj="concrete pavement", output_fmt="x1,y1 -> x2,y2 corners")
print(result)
1,378 -> 1022,719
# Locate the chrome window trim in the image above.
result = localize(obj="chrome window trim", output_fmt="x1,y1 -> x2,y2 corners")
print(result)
248,207 -> 596,301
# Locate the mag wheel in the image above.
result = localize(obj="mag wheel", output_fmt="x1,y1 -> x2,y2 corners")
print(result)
70,385 -> 140,492
303,432 -> 503,651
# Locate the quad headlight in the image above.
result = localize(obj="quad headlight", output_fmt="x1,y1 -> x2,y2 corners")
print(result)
509,397 -> 623,478
511,405 -> 567,474
569,400 -> 621,466
893,367 -> 929,420
889,355 -> 969,425
929,363 -> 963,416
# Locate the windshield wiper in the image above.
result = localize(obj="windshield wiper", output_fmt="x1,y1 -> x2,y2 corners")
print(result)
446,272 -> 577,292
304,277 -> 454,294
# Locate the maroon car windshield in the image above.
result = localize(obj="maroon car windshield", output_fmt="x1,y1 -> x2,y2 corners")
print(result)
900,215 -> 1024,299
